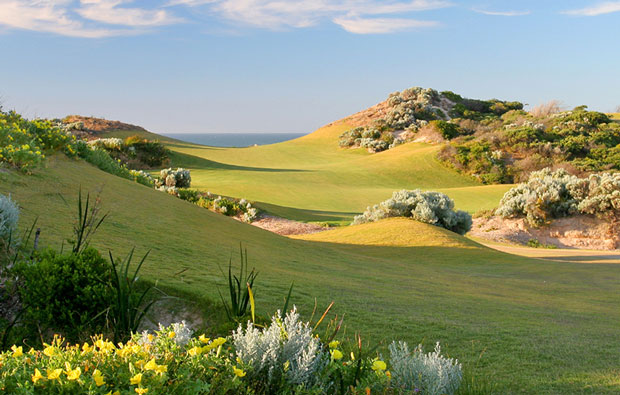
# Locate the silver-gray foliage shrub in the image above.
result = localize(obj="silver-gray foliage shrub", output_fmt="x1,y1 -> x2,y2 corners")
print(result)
389,341 -> 462,395
496,168 -> 619,225
353,189 -> 472,235
0,194 -> 19,250
232,308 -> 328,391
156,168 -> 191,188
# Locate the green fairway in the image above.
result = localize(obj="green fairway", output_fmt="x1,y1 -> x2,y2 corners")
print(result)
163,123 -> 511,222
2,156 -> 620,393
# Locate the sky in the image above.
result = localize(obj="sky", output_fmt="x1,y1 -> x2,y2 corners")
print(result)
0,1 -> 619,134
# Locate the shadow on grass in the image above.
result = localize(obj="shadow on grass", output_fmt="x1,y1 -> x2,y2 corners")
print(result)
252,201 -> 358,224
168,151 -> 312,173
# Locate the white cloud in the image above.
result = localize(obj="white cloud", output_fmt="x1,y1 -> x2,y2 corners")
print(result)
333,16 -> 437,34
174,0 -> 450,32
77,0 -> 182,26
0,0 -> 180,37
563,1 -> 620,16
0,0 -> 450,37
472,8 -> 530,17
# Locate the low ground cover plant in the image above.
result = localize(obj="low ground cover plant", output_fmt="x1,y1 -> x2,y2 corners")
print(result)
88,136 -> 169,168
0,194 -> 19,259
0,110 -> 77,172
175,188 -> 259,223
0,309 -> 463,394
496,168 -> 620,226
354,190 -> 472,235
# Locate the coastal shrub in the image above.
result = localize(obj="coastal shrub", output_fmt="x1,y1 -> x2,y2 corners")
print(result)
0,307 -> 463,394
389,341 -> 462,395
0,194 -> 19,254
87,138 -> 123,151
573,172 -> 620,218
13,248 -> 114,343
156,168 -> 191,189
232,308 -> 328,392
177,188 -> 200,203
496,168 -> 579,225
353,190 -> 472,235
129,169 -> 154,187
431,120 -> 462,139
124,136 -> 170,167
496,168 -> 620,225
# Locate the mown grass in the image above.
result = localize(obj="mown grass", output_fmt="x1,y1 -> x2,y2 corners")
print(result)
2,156 -> 620,393
162,123 -> 511,221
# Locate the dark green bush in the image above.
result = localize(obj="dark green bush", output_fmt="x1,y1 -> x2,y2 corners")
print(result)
13,248 -> 114,342
178,188 -> 200,203
431,120 -> 462,139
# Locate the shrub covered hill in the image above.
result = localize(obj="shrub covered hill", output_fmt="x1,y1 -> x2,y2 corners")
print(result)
338,87 -> 619,184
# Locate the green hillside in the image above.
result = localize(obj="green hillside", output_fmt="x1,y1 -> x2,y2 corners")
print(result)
2,156 -> 620,392
164,123 -> 511,223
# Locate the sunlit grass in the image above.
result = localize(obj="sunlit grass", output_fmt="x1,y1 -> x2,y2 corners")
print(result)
2,156 -> 620,392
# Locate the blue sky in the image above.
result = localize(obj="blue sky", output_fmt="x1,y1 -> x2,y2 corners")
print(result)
0,0 -> 619,134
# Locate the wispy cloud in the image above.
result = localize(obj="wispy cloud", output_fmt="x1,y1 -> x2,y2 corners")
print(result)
175,0 -> 451,33
0,0 -> 451,37
333,16 -> 437,34
78,0 -> 182,27
0,0 -> 179,37
563,1 -> 620,16
472,8 -> 530,17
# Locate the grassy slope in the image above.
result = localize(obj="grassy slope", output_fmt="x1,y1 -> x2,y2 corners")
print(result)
2,156 -> 620,392
164,123 -> 511,223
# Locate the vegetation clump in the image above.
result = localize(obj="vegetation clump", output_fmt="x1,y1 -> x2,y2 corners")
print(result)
353,190 -> 472,235
88,135 -> 170,168
0,310 -> 462,394
439,105 -> 620,183
0,110 -> 78,172
496,168 -> 620,226
339,87 -> 522,153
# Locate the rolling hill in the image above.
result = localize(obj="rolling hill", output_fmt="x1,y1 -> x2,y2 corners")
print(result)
2,154 -> 620,393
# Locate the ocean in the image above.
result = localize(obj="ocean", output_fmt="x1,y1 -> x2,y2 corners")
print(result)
161,133 -> 306,147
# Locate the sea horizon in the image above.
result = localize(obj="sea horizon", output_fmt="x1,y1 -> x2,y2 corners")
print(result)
161,132 -> 307,147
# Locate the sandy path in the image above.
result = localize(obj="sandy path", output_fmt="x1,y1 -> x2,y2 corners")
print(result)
475,239 -> 620,264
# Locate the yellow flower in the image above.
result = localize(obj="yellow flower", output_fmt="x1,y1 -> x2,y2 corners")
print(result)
147,334 -> 154,342
168,331 -> 176,339
67,367 -> 81,381
232,366 -> 246,378
11,345 -> 23,357
328,340 -> 340,349
386,370 -> 392,379
371,360 -> 387,372
32,368 -> 44,383
130,373 -> 142,385
82,343 -> 93,354
155,364 -> 167,375
65,363 -> 81,380
199,334 -> 210,344
47,368 -> 63,380
203,337 -> 227,352
330,349 -> 343,360
144,358 -> 157,371
188,346 -> 202,356
43,345 -> 55,357
135,388 -> 149,394
106,391 -> 121,395
93,369 -> 105,386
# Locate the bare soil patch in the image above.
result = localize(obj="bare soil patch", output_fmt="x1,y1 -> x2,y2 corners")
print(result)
471,215 -> 619,250
250,215 -> 330,236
